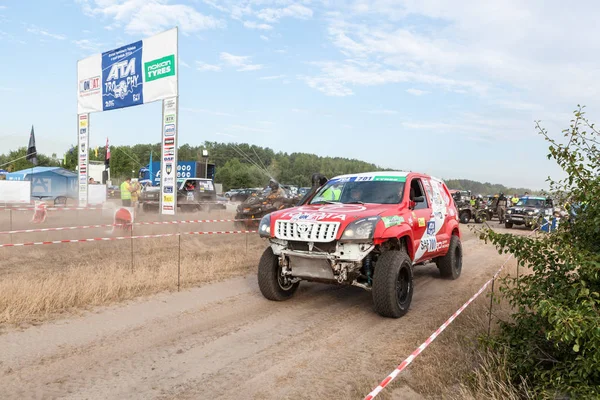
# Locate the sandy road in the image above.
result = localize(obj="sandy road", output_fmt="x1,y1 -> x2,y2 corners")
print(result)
0,226 -> 516,400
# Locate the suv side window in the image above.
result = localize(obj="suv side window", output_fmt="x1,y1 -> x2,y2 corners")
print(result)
409,178 -> 429,210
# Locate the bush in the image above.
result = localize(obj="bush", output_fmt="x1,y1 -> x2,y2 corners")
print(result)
480,107 -> 600,398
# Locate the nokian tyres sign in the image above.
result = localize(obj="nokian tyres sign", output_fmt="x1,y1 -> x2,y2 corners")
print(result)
77,28 -> 178,114
145,55 -> 175,82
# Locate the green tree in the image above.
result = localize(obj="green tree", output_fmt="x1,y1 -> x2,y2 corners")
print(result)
480,107 -> 600,398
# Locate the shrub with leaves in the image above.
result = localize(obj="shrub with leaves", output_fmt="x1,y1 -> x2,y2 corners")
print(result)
480,107 -> 600,398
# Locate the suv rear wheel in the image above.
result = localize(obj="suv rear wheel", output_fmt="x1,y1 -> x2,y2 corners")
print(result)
372,250 -> 414,318
258,247 -> 299,301
436,235 -> 462,279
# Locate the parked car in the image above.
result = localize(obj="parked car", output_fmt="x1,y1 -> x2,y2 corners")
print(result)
140,178 -> 225,212
256,171 -> 462,318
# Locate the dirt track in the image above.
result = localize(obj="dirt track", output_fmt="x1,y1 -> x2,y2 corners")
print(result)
0,225 -> 517,400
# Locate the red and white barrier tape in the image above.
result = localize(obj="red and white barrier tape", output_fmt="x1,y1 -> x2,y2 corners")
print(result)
0,218 -> 259,235
0,230 -> 257,248
1,206 -> 103,211
364,224 -> 547,400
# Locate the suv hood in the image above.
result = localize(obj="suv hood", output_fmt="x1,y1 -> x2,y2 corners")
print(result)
272,203 -> 394,223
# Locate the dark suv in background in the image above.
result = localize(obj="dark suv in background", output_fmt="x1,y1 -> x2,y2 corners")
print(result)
505,196 -> 554,229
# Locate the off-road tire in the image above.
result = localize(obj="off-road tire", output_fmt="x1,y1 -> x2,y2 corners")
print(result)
258,247 -> 299,301
505,222 -> 513,229
372,250 -> 414,318
436,235 -> 462,280
459,211 -> 470,224
474,212 -> 484,223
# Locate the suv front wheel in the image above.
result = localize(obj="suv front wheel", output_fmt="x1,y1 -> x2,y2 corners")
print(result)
372,250 -> 414,318
258,247 -> 299,301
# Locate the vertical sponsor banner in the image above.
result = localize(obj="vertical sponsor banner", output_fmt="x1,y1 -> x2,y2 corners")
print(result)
160,97 -> 178,215
78,114 -> 90,206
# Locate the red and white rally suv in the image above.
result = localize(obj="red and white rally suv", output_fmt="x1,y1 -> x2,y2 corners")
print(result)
256,171 -> 462,318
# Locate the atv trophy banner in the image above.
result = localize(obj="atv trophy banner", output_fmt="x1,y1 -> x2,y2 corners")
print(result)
77,28 -> 178,114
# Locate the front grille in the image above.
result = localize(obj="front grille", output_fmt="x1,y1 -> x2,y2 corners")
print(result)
275,220 -> 340,242
287,240 -> 337,253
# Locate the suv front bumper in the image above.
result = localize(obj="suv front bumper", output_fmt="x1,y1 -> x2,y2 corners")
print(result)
270,239 -> 373,283
506,214 -> 536,225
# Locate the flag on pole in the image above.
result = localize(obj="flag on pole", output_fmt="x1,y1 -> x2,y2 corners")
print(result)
104,137 -> 110,169
94,146 -> 99,158
26,125 -> 38,166
149,150 -> 153,183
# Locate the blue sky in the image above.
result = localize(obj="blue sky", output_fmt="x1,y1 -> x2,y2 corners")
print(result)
1,0 -> 599,189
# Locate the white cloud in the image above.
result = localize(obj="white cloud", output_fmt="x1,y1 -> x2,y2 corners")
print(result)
72,39 -> 104,52
0,6 -> 6,10
220,52 -> 263,71
256,4 -> 313,23
259,75 -> 285,80
260,35 -> 269,41
301,61 -> 480,97
203,1 -> 313,28
196,61 -> 221,72
26,25 -> 66,40
243,21 -> 272,30
219,52 -> 249,67
312,1 -> 600,109
301,74 -> 354,96
406,88 -> 429,96
237,64 -> 264,71
179,58 -> 190,68
0,30 -> 26,44
77,0 -> 225,36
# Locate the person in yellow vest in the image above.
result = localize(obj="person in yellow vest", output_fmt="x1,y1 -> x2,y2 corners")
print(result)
469,196 -> 476,207
322,184 -> 342,201
511,194 -> 519,205
120,177 -> 132,207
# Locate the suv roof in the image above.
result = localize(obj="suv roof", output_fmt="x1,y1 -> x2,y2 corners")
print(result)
331,171 -> 409,179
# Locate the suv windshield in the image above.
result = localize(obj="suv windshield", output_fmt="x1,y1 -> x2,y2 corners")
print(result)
516,198 -> 545,208
310,180 -> 405,205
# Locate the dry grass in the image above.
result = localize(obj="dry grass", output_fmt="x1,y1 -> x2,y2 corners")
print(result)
0,208 -> 266,328
383,268 -> 529,399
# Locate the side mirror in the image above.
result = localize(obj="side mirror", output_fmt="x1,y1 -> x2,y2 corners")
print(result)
413,196 -> 425,203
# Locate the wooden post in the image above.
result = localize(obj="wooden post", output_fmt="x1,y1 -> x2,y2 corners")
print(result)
177,234 -> 181,291
9,209 -> 13,244
487,278 -> 495,338
130,224 -> 134,272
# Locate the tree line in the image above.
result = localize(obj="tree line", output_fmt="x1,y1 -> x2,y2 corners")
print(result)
0,142 -> 533,193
